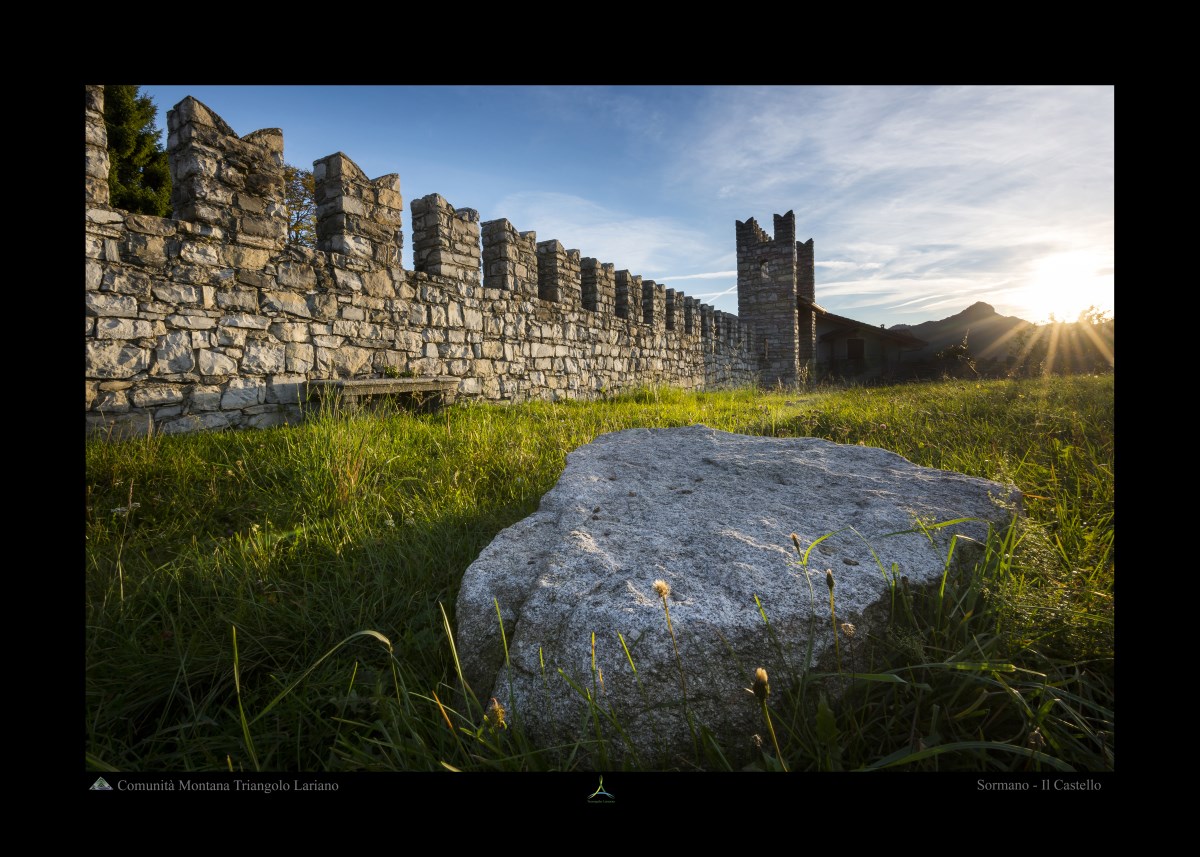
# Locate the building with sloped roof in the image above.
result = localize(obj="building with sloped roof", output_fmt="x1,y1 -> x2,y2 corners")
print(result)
737,211 -> 925,384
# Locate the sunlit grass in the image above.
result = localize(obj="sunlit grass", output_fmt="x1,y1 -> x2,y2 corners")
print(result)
85,375 -> 1113,771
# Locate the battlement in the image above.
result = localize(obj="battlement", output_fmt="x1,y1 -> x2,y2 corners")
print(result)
579,258 -> 616,316
85,87 -> 761,436
537,240 -> 581,305
481,219 -> 538,297
735,217 -> 770,247
637,280 -> 658,329
85,87 -> 110,206
314,152 -> 402,267
614,270 -> 640,321
167,97 -> 287,249
411,194 -> 481,285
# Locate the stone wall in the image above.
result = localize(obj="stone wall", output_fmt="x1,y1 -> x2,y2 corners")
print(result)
85,87 -> 761,436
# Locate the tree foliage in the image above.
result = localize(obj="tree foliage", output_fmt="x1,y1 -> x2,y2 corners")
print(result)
1008,307 -> 1114,377
284,164 -> 317,248
104,85 -> 171,217
935,333 -> 978,378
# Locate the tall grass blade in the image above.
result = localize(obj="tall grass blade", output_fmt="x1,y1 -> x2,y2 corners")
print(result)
231,625 -> 260,772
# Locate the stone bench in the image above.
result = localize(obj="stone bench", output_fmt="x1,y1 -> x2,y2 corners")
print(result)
305,376 -> 459,412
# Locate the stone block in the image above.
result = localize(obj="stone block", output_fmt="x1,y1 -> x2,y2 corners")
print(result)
221,378 -> 266,409
219,313 -> 270,330
154,331 -> 195,374
266,374 -> 307,405
190,385 -> 224,411
86,342 -> 149,379
262,290 -> 311,317
130,384 -> 185,408
457,427 -> 1018,769
180,242 -> 222,266
162,412 -> 233,434
197,349 -> 237,376
86,293 -> 138,317
274,262 -> 317,292
285,342 -> 315,374
242,340 -> 286,374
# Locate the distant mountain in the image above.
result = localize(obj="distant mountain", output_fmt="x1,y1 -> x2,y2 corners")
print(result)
889,302 -> 1033,363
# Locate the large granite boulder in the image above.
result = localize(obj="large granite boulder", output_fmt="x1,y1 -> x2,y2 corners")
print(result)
456,425 -> 1018,768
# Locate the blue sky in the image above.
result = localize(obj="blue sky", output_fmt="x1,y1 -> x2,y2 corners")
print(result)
141,85 -> 1113,326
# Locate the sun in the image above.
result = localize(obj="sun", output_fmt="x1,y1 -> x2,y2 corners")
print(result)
1014,250 -> 1113,324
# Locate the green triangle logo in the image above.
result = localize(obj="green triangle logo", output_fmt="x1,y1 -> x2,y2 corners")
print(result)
90,777 -> 114,791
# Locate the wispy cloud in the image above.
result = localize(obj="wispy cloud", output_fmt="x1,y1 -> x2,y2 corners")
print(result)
492,191 -> 726,282
145,84 -> 1112,325
888,293 -> 959,309
666,85 -> 1113,322
817,260 -> 883,271
688,285 -> 739,300
656,270 -> 738,281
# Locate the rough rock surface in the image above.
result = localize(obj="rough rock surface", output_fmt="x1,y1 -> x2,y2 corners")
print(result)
456,425 -> 1020,768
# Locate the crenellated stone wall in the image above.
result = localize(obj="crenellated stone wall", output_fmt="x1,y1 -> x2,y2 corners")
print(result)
85,87 -> 761,437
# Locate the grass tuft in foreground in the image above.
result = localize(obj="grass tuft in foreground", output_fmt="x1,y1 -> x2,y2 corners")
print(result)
86,375 -> 1113,771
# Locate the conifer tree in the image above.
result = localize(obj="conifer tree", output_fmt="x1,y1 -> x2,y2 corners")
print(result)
104,85 -> 171,216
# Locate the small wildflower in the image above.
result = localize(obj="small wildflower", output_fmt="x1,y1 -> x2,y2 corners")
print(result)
840,622 -> 856,639
653,579 -> 670,599
752,667 -> 770,701
879,423 -> 888,430
111,502 -> 141,516
825,569 -> 835,592
484,697 -> 507,731
384,513 -> 395,528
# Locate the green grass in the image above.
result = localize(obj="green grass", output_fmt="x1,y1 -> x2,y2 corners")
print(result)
85,375 -> 1113,771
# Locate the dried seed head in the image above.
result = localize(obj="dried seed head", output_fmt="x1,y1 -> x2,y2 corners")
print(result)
752,667 -> 770,701
840,622 -> 856,639
1027,727 -> 1045,750
825,569 -> 835,591
484,697 -> 507,730
791,533 -> 802,551
653,579 -> 670,599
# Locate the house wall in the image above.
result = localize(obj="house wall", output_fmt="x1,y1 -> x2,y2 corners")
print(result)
85,87 -> 760,437
815,323 -> 911,382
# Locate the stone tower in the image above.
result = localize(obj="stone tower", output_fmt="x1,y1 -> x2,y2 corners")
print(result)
736,211 -> 816,386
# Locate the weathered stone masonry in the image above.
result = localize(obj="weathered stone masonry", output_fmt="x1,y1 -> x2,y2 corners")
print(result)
735,211 -> 816,387
84,87 -> 764,436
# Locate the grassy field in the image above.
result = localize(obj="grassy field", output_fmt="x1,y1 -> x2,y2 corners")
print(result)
85,375 -> 1113,772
